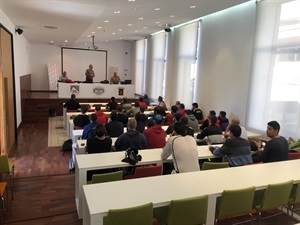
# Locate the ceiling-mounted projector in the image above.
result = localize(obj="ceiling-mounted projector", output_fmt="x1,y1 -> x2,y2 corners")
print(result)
89,35 -> 99,50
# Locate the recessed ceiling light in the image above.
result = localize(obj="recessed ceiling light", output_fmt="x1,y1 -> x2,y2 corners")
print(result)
114,11 -> 120,14
118,29 -> 123,31
190,5 -> 196,9
97,26 -> 102,29
120,37 -> 123,40
65,40 -> 68,43
128,24 -> 132,26
154,8 -> 160,11
85,43 -> 88,45
135,30 -> 138,32
91,31 -> 95,34
50,41 -> 53,43
138,17 -> 143,20
156,21 -> 160,24
143,27 -> 147,29
104,20 -> 109,23
87,35 -> 91,37
112,32 -> 116,35
128,0 -> 135,2
170,15 -> 175,18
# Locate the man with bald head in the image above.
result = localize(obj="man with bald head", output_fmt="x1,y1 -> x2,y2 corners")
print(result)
85,64 -> 95,83
224,116 -> 247,140
114,118 -> 147,151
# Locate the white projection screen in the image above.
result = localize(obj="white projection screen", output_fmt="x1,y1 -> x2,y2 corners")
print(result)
61,47 -> 107,82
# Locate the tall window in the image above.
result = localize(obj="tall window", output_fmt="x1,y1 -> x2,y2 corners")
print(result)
171,21 -> 199,108
134,39 -> 147,95
247,0 -> 300,138
148,32 -> 166,99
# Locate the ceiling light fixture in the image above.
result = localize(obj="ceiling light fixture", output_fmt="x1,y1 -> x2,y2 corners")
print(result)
15,28 -> 23,35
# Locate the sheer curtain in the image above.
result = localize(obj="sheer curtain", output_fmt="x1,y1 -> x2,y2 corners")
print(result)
148,32 -> 167,99
134,39 -> 147,95
170,21 -> 199,108
247,0 -> 300,138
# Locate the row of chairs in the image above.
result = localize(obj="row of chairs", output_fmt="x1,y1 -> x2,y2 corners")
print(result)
0,155 -> 14,219
101,179 -> 299,225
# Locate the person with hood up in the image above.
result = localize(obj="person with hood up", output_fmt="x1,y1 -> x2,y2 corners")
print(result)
114,118 -> 147,151
95,105 -> 108,125
186,109 -> 200,133
143,115 -> 166,149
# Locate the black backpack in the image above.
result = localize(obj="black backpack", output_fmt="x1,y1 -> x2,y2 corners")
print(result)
61,139 -> 72,152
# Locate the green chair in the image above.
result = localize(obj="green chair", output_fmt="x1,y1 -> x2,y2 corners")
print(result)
254,180 -> 294,223
215,186 -> 255,224
154,195 -> 208,225
88,171 -> 123,184
103,202 -> 153,225
0,155 -> 14,199
285,183 -> 300,219
202,162 -> 229,170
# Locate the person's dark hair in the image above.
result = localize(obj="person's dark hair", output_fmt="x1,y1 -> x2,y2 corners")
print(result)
111,97 -> 115,102
174,113 -> 183,122
134,102 -> 139,107
210,115 -> 217,125
145,118 -> 155,127
117,105 -> 123,112
110,112 -> 118,121
95,124 -> 107,137
220,111 -> 226,117
144,94 -> 149,99
135,113 -> 142,121
71,94 -> 76,99
95,105 -> 101,111
268,120 -> 280,131
158,96 -> 163,101
192,102 -> 198,108
81,105 -> 88,114
90,113 -> 97,122
229,124 -> 241,137
140,106 -> 145,113
179,103 -> 185,109
171,105 -> 178,114
180,116 -> 188,125
174,122 -> 187,136
185,109 -> 192,115
209,110 -> 216,117
139,97 -> 144,102
154,106 -> 165,116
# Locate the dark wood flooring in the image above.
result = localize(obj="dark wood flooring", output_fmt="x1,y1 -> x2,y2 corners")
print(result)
2,118 -> 299,224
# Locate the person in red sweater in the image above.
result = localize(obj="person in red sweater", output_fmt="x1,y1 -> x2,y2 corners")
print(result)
95,106 -> 108,125
138,97 -> 147,109
164,105 -> 178,126
143,115 -> 166,149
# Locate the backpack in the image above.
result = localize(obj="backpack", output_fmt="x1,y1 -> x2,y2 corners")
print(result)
61,139 -> 72,152
121,148 -> 142,165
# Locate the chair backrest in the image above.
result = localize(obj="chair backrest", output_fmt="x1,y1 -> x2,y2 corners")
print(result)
288,151 -> 300,160
0,155 -> 9,173
207,135 -> 225,144
91,171 -> 123,184
216,186 -> 255,218
103,202 -> 153,225
259,180 -> 294,211
167,195 -> 208,225
125,165 -> 162,179
290,183 -> 300,205
202,162 -> 229,170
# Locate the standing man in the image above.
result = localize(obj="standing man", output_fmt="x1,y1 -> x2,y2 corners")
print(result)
252,120 -> 288,163
85,64 -> 95,83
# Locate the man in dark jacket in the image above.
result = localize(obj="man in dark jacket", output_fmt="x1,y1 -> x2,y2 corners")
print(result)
64,94 -> 81,110
114,118 -> 147,151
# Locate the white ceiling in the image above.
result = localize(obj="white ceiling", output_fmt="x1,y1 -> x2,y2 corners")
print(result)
0,0 -> 249,47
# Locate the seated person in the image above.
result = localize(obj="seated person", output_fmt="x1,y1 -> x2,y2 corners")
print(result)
138,97 -> 147,109
106,96 -> 118,111
110,72 -> 121,84
63,94 -> 81,110
95,105 -> 108,125
73,105 -> 90,128
180,116 -> 194,137
126,102 -> 140,117
224,116 -> 248,140
177,103 -> 186,117
81,113 -> 98,139
218,111 -> 229,131
105,112 -> 124,137
86,124 -> 112,154
288,137 -> 300,150
116,105 -> 129,127
143,94 -> 151,106
143,116 -> 166,149
114,118 -> 147,151
210,125 -> 253,166
166,113 -> 183,135
164,105 -> 177,126
197,116 -> 224,145
135,107 -> 148,133
192,102 -> 203,120
200,110 -> 220,131
186,109 -> 200,133
58,71 -> 69,82
252,121 -> 288,163
121,97 -> 132,111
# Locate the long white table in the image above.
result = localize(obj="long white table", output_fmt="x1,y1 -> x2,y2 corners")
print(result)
58,82 -> 135,99
75,145 -> 219,218
82,159 -> 300,225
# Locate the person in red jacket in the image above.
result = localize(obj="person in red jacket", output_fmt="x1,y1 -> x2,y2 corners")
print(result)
95,105 -> 108,125
143,115 -> 166,149
138,97 -> 147,109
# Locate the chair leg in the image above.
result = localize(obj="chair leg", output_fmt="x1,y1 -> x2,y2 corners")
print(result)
1,196 -> 5,220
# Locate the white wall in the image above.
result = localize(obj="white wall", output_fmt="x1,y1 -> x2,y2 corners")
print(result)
1,9 -> 31,127
196,1 -> 256,126
30,40 -> 133,90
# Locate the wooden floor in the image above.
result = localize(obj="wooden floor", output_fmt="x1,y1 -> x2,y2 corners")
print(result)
2,119 -> 300,224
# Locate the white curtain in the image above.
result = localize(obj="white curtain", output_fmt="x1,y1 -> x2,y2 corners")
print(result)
148,32 -> 167,99
134,39 -> 146,95
247,0 -> 300,138
171,21 -> 199,108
